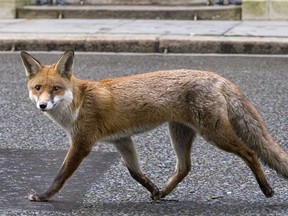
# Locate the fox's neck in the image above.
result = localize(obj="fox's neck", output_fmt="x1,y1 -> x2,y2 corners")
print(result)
45,103 -> 79,133
45,77 -> 83,133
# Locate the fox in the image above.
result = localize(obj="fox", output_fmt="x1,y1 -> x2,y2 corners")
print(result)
20,50 -> 288,202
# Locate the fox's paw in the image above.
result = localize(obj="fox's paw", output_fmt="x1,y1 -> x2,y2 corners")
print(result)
260,184 -> 275,198
150,190 -> 162,202
264,187 -> 275,198
29,193 -> 49,202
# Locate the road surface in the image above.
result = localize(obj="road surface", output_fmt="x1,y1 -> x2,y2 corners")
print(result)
0,52 -> 288,215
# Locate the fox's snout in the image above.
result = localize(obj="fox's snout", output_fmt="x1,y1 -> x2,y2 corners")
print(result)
29,90 -> 54,111
39,103 -> 47,110
30,90 -> 73,112
37,101 -> 55,111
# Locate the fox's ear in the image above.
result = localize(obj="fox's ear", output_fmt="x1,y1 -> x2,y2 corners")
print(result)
20,51 -> 42,78
55,50 -> 74,78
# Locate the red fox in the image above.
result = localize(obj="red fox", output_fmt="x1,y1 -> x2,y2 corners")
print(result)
21,50 -> 288,202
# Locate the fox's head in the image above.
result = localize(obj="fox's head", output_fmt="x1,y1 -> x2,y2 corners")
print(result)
21,50 -> 74,112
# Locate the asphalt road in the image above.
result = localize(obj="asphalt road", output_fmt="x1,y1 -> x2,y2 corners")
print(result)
0,52 -> 288,215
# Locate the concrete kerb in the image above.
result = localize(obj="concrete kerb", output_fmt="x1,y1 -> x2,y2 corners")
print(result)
0,34 -> 159,52
1,34 -> 288,54
84,34 -> 158,52
159,36 -> 288,54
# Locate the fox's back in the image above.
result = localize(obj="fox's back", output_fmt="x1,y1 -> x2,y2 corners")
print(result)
79,69 -> 232,137
98,69 -> 227,101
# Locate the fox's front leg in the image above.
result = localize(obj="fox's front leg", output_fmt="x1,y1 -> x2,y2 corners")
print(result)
29,137 -> 92,202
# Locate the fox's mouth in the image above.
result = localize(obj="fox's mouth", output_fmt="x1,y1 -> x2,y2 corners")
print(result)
39,102 -> 58,112
38,97 -> 68,112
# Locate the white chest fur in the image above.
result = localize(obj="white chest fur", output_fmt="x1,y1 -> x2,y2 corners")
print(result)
46,105 -> 79,133
45,105 -> 80,133
43,90 -> 79,133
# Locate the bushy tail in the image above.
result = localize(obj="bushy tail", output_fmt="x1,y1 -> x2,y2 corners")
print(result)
224,84 -> 288,178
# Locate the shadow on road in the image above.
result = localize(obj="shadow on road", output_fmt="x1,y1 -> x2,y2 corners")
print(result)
0,149 -> 119,212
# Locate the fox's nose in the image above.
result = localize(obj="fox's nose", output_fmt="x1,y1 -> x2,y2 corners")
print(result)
39,103 -> 47,110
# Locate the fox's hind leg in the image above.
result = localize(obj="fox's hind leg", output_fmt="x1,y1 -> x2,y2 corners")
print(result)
204,117 -> 274,198
113,137 -> 161,200
159,122 -> 196,199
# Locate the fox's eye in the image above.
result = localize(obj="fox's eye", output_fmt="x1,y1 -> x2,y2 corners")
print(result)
35,85 -> 41,91
53,86 -> 60,91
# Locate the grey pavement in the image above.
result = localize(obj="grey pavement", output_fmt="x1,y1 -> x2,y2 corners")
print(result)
0,19 -> 288,53
0,52 -> 288,215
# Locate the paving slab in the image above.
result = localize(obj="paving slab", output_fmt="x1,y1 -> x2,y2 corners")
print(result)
109,20 -> 240,36
226,21 -> 288,37
0,19 -> 239,36
0,19 -> 288,53
0,19 -> 132,34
